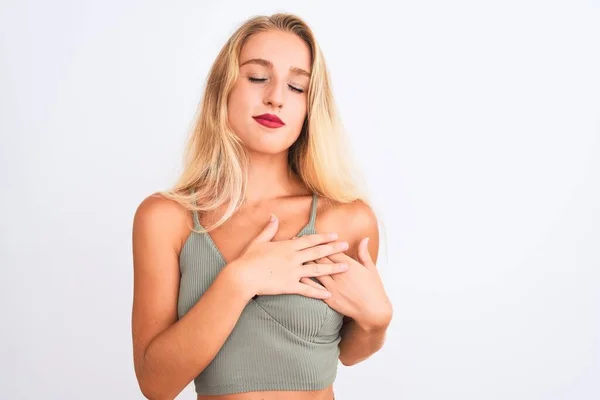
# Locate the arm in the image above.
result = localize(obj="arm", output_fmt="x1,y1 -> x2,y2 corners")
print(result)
336,203 -> 392,366
338,316 -> 389,366
131,195 -> 252,400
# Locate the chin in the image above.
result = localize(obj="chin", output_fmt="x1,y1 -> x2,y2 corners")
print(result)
244,142 -> 291,156
238,130 -> 299,156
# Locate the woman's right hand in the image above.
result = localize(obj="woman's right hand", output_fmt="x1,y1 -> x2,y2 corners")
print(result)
228,214 -> 349,300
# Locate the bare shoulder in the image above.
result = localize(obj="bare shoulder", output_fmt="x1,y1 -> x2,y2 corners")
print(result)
133,192 -> 193,253
315,196 -> 380,263
131,192 -> 193,371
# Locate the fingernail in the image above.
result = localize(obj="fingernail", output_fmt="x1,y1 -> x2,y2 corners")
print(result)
340,263 -> 348,270
365,237 -> 370,245
323,292 -> 331,298
342,241 -> 349,250
330,232 -> 338,240
270,214 -> 276,223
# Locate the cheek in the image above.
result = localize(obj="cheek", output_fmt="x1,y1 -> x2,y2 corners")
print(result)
228,86 -> 244,112
227,87 -> 252,127
289,98 -> 307,128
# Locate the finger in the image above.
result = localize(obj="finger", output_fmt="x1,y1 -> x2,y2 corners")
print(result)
314,274 -> 335,286
297,241 -> 349,264
313,257 -> 339,281
324,252 -> 352,264
316,256 -> 334,264
300,277 -> 327,291
290,232 -> 339,250
250,214 -> 279,244
358,237 -> 376,270
294,282 -> 332,299
300,262 -> 348,278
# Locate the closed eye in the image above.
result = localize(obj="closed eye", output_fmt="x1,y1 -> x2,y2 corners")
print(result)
248,77 -> 305,94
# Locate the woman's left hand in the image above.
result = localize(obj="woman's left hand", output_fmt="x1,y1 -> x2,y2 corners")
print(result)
301,237 -> 392,330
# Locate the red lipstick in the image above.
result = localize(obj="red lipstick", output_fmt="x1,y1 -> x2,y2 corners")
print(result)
253,113 -> 285,128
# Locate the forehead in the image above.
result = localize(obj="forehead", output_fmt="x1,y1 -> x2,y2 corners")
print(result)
239,30 -> 311,72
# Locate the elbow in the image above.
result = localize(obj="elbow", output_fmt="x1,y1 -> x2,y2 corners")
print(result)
135,362 -> 175,400
340,359 -> 355,367
339,344 -> 386,367
137,375 -> 160,400
138,379 -> 175,400
139,386 -> 156,400
136,364 -> 190,400
134,346 -> 197,400
339,354 -> 361,367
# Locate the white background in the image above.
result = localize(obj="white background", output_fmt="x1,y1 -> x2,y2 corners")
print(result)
1,1 -> 599,399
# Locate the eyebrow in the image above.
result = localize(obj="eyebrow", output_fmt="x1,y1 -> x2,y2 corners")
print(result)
240,58 -> 311,78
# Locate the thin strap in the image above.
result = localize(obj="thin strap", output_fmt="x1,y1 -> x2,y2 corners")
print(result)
189,189 -> 202,230
307,193 -> 318,229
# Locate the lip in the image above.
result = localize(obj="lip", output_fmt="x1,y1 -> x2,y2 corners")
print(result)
253,113 -> 285,128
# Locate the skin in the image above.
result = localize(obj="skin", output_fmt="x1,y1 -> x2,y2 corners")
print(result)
131,29 -> 392,400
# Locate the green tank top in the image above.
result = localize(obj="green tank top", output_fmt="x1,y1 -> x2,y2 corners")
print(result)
177,193 -> 345,396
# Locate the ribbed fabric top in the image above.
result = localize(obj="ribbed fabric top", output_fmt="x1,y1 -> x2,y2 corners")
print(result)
177,193 -> 345,396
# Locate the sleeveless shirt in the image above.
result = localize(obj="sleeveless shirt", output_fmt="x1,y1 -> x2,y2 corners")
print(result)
177,193 -> 345,395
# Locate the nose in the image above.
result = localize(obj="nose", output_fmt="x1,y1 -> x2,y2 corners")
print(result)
263,79 -> 284,109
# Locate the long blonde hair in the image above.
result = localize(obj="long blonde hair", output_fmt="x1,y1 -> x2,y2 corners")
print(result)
161,13 -> 367,232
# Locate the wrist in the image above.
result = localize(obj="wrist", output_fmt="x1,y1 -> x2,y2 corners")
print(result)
354,317 -> 390,333
354,308 -> 392,333
218,261 -> 256,302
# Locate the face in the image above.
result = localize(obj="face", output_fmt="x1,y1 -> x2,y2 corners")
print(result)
227,30 -> 311,155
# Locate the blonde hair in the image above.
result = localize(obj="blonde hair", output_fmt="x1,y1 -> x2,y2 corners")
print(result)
161,13 -> 367,232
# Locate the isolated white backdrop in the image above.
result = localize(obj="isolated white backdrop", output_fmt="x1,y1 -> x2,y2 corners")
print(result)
1,1 -> 599,399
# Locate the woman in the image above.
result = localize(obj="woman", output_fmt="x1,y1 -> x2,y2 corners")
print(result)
131,13 -> 392,400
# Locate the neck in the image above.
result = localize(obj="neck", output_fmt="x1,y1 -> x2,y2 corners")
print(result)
244,151 -> 308,205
